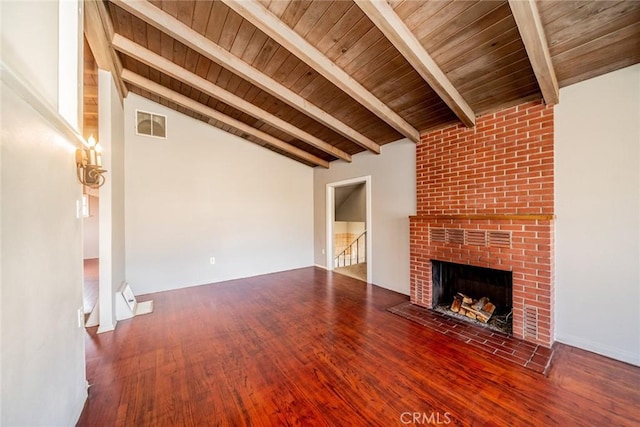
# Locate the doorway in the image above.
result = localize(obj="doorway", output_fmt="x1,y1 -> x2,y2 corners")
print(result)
326,176 -> 372,283
82,35 -> 100,325
82,193 -> 100,318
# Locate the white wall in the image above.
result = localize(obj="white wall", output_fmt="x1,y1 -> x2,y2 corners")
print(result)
0,1 -> 87,424
334,221 -> 366,237
336,183 -> 366,222
555,64 -> 640,366
314,140 -> 416,294
97,70 -> 125,331
0,0 -> 58,105
83,195 -> 99,259
124,94 -> 314,294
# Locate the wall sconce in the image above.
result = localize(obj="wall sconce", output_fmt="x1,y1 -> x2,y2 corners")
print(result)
76,135 -> 107,188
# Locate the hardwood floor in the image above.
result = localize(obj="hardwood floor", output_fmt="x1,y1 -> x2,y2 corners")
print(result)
77,267 -> 640,426
83,258 -> 99,314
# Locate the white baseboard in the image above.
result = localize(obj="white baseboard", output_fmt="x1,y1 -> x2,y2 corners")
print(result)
555,334 -> 640,366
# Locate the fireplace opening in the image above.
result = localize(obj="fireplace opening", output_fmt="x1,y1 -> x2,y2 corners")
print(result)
431,260 -> 513,335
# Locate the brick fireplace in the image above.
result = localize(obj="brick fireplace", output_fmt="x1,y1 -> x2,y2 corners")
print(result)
410,101 -> 554,347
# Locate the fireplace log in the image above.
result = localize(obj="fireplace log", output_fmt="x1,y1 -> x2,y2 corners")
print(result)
482,302 -> 496,316
473,297 -> 490,311
459,301 -> 494,323
476,301 -> 496,323
475,307 -> 495,323
457,292 -> 473,304
451,298 -> 462,313
474,309 -> 491,323
476,310 -> 492,323
449,295 -> 497,324
460,301 -> 478,314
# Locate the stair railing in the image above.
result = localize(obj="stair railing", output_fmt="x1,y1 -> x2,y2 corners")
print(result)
334,231 -> 366,268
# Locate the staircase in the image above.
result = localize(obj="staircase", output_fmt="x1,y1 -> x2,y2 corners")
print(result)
334,231 -> 366,268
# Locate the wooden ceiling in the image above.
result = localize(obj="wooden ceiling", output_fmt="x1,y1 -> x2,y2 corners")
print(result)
83,37 -> 99,140
84,0 -> 640,167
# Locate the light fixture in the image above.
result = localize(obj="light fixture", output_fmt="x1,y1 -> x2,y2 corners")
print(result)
76,135 -> 107,188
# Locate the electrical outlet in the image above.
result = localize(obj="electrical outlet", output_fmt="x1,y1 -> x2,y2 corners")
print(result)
209,257 -> 216,265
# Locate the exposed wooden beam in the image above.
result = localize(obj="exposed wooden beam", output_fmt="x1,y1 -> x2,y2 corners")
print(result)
84,104 -> 99,115
111,0 -> 380,154
122,70 -> 329,168
112,35 -> 351,162
508,0 -> 559,105
355,0 -> 476,128
84,0 -> 127,103
219,0 -> 420,143
84,85 -> 99,98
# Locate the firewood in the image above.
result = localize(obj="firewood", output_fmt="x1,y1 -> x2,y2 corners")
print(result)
460,302 -> 477,314
476,312 -> 491,323
461,302 -> 491,320
457,292 -> 473,304
458,307 -> 467,315
473,297 -> 489,311
482,302 -> 496,315
466,311 -> 477,320
450,298 -> 462,313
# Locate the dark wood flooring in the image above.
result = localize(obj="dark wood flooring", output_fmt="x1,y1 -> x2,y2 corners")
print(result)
77,267 -> 640,426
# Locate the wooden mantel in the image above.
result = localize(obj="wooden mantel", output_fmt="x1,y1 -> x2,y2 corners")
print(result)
410,214 -> 555,221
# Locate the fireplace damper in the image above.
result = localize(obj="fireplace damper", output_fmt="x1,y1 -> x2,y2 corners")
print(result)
431,260 -> 513,335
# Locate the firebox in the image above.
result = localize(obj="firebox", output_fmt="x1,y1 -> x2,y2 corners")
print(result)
431,260 -> 513,335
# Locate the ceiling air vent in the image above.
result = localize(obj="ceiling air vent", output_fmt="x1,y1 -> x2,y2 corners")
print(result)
136,110 -> 167,138
429,228 -> 446,243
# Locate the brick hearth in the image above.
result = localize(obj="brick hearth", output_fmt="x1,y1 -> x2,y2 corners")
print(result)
410,101 -> 554,347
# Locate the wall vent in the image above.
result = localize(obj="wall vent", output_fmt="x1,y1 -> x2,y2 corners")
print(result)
488,231 -> 511,248
523,305 -> 539,340
466,230 -> 487,246
446,229 -> 465,244
429,228 -> 512,248
429,228 -> 446,243
136,110 -> 167,138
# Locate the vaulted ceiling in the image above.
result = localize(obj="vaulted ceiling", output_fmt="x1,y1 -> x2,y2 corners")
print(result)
84,0 -> 640,167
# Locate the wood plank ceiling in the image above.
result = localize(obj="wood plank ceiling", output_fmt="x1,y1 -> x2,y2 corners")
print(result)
85,0 -> 640,167
83,37 -> 99,140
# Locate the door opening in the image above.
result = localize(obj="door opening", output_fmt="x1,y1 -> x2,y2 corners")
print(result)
326,176 -> 372,283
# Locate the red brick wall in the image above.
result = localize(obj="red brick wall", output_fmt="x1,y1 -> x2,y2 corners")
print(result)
410,101 -> 555,347
417,102 -> 554,215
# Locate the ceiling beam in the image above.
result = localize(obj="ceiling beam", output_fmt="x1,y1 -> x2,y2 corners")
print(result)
112,35 -> 351,162
83,85 -> 98,98
84,104 -> 99,115
354,0 -> 476,128
220,0 -> 420,143
84,0 -> 127,103
111,0 -> 380,154
508,0 -> 559,105
122,70 -> 329,168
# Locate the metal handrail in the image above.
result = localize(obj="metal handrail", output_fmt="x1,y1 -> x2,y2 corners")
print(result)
334,231 -> 366,268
